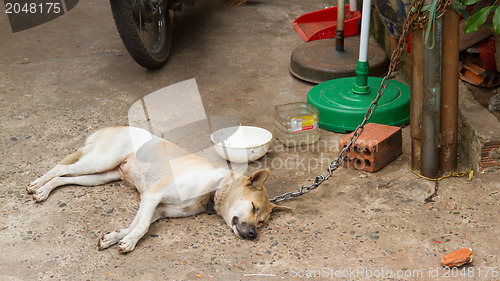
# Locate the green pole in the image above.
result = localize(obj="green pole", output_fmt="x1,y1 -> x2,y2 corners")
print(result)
352,61 -> 370,95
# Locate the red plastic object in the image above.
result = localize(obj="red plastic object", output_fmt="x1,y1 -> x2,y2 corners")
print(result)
293,5 -> 361,42
477,36 -> 496,70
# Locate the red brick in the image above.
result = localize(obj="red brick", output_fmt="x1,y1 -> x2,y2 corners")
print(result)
480,140 -> 500,169
339,123 -> 402,172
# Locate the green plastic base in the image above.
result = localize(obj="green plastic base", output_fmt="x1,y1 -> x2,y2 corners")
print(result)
307,76 -> 410,133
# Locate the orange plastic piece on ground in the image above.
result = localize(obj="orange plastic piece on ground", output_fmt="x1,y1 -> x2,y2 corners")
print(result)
440,248 -> 473,267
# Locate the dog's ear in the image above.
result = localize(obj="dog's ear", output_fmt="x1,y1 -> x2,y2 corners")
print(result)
247,169 -> 270,190
271,203 -> 292,213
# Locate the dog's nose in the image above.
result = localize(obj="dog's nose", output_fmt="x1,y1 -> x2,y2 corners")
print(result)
247,227 -> 257,240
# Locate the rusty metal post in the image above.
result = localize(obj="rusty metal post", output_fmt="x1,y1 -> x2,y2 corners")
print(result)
421,17 -> 442,178
440,8 -> 459,172
336,0 -> 345,52
411,28 -> 424,171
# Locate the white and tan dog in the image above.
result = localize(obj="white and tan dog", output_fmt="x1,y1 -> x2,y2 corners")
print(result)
28,126 -> 290,253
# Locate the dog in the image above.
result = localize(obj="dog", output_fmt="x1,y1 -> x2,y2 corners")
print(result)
28,126 -> 291,253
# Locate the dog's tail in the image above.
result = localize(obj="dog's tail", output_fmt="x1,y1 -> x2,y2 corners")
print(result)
58,148 -> 83,165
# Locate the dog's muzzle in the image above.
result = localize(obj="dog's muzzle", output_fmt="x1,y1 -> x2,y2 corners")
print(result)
232,216 -> 257,240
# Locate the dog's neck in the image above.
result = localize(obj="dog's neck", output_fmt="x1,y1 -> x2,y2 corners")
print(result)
206,174 -> 232,214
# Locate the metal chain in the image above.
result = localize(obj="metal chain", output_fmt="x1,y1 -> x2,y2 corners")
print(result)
412,0 -> 453,29
270,0 -> 451,203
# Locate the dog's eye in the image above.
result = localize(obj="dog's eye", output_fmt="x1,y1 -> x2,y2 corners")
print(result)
252,202 -> 257,213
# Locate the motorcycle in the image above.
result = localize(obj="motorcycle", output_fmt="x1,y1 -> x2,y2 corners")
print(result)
109,0 -> 189,69
109,0 -> 246,69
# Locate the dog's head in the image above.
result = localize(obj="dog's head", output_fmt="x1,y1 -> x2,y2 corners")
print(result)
215,169 -> 291,240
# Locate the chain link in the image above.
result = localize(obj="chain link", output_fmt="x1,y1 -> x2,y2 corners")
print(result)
270,0 -> 451,203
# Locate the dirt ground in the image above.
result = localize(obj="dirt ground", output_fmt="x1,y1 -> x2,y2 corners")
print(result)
1,1 -> 499,280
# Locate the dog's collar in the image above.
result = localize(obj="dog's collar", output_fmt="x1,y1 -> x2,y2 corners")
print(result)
206,177 -> 224,215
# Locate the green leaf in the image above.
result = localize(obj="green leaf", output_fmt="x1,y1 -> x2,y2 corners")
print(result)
464,6 -> 493,33
494,5 -> 500,33
461,0 -> 484,5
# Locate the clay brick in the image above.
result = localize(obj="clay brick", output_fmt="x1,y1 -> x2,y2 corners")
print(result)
480,140 -> 500,169
339,123 -> 402,172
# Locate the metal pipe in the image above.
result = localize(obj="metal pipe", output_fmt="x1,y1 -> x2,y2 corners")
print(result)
410,28 -> 424,171
349,0 -> 357,11
336,0 -> 345,52
440,8 -> 459,172
421,18 -> 442,178
358,0 -> 371,62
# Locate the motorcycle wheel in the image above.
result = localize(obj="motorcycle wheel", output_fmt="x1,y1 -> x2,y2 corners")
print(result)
110,0 -> 173,69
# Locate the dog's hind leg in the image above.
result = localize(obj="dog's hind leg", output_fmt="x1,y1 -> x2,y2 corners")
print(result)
31,169 -> 122,202
29,151 -> 126,190
29,127 -> 136,192
29,146 -> 130,193
28,149 -> 83,193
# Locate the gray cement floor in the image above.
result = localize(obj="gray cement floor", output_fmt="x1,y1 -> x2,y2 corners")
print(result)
1,1 -> 499,280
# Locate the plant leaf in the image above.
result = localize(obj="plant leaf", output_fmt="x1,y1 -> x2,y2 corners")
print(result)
494,5 -> 500,34
461,0 -> 484,5
464,6 -> 493,33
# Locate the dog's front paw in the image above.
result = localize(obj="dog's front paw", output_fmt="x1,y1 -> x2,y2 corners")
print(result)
98,231 -> 122,250
26,186 -> 35,194
98,237 -> 112,250
118,238 -> 136,254
27,181 -> 40,194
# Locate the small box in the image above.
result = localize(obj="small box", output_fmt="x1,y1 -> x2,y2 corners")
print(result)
274,102 -> 319,147
339,123 -> 402,172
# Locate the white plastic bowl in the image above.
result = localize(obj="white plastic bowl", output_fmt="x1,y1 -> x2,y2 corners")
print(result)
210,126 -> 273,163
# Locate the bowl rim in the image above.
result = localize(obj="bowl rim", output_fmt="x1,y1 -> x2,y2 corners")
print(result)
210,126 -> 273,149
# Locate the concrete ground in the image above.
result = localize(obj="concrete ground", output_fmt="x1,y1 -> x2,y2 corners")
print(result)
1,1 -> 499,280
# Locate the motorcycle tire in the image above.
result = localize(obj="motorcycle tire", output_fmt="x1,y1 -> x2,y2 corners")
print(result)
110,0 -> 173,69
